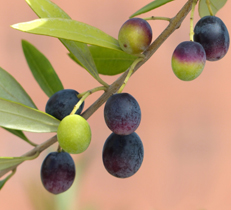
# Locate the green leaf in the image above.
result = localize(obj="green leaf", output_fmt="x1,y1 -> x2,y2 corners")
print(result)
0,153 -> 39,171
69,46 -> 138,75
4,128 -> 28,141
0,98 -> 60,133
0,158 -> 24,171
3,128 -> 37,146
25,0 -> 100,82
198,0 -> 227,17
0,67 -> 39,143
0,169 -> 16,190
130,0 -> 174,18
25,0 -> 71,19
60,40 -> 101,80
0,67 -> 37,108
22,40 -> 63,98
11,18 -> 121,52
90,46 -> 138,75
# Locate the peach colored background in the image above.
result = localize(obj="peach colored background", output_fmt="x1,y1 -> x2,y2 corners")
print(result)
1,0 -> 231,209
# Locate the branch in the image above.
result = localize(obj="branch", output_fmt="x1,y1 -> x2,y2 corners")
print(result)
0,0 -> 197,178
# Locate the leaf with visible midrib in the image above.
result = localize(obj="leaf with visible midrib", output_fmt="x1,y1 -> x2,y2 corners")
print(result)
69,45 -> 138,75
0,98 -> 60,133
12,18 -> 121,52
0,157 -> 25,171
0,153 -> 39,171
25,0 -> 105,81
3,128 -> 37,146
0,67 -> 37,108
130,0 -> 174,18
0,67 -> 38,144
22,40 -> 64,98
198,0 -> 227,17
25,0 -> 71,19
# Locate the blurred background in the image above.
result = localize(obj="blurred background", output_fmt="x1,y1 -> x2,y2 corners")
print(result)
1,0 -> 231,209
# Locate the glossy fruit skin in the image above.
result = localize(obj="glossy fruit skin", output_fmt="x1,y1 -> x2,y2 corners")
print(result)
45,89 -> 84,120
171,41 -> 206,81
41,151 -> 75,194
57,114 -> 91,154
104,93 -> 141,135
118,18 -> 152,54
102,132 -> 144,178
194,16 -> 230,61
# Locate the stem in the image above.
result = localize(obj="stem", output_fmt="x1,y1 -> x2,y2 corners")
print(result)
96,76 -> 110,88
26,139 -> 38,147
71,86 -> 107,115
206,0 -> 214,16
117,57 -> 143,93
77,86 -> 107,98
70,92 -> 90,115
0,0 -> 198,179
144,16 -> 171,22
57,145 -> 62,152
190,0 -> 197,41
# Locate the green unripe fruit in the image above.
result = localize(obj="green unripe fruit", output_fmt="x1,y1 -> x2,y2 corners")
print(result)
118,18 -> 152,55
57,114 -> 91,154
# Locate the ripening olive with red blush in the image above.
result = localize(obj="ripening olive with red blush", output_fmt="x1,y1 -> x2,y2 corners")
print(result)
171,41 -> 206,81
118,18 -> 152,54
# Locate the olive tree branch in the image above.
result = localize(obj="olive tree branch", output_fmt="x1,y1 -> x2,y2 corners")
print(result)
0,0 -> 197,178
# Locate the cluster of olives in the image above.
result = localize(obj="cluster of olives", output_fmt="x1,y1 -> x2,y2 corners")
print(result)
101,17 -> 153,178
41,89 -> 90,194
172,16 -> 230,81
42,15 -> 229,193
40,17 -> 153,194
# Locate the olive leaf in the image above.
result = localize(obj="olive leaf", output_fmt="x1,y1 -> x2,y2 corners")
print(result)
22,40 -> 64,98
24,0 -> 111,82
12,18 -> 121,52
130,0 -> 174,18
0,98 -> 60,133
69,45 -> 138,75
198,0 -> 227,17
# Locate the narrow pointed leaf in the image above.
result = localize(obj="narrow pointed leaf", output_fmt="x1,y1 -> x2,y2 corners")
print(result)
25,0 -> 71,19
130,0 -> 174,18
22,40 -> 63,97
12,18 -> 121,52
4,128 -> 28,141
0,67 -> 39,143
60,40 -> 100,80
198,0 -> 227,17
69,45 -> 138,75
0,153 -> 39,171
0,98 -> 60,132
0,67 -> 37,108
0,169 -> 16,190
89,46 -> 137,75
0,158 -> 24,171
3,128 -> 37,146
25,0 -> 101,80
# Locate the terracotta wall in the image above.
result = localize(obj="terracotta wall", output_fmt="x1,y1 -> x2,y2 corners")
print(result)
1,0 -> 231,209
